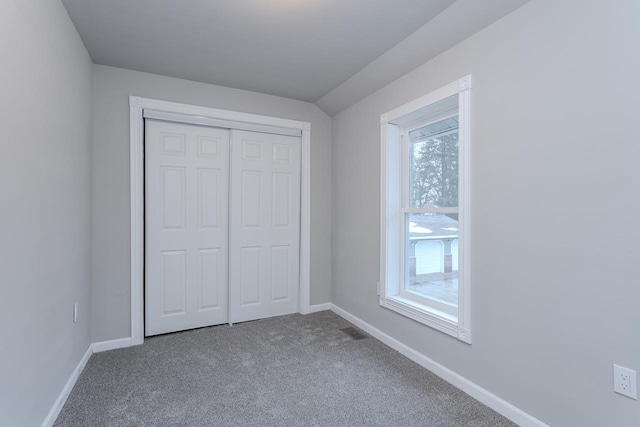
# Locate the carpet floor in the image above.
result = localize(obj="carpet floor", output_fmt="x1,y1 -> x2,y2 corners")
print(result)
54,311 -> 515,426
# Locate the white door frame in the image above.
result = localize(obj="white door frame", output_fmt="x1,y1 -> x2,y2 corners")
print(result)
129,96 -> 311,346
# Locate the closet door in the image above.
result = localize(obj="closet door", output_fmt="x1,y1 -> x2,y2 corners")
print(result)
145,120 -> 230,336
229,130 -> 301,323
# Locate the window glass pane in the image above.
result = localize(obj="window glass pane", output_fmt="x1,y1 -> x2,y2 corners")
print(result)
405,213 -> 458,307
408,116 -> 459,208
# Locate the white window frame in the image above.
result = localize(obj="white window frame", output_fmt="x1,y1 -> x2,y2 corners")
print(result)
380,75 -> 472,344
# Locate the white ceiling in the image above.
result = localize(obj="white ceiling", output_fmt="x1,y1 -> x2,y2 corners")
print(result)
316,0 -> 530,115
62,0 -> 529,114
62,0 -> 455,102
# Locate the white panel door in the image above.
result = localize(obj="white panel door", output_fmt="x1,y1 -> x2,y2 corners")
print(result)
229,130 -> 301,323
145,119 -> 230,336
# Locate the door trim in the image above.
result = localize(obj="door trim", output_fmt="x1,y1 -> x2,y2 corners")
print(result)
129,96 -> 311,346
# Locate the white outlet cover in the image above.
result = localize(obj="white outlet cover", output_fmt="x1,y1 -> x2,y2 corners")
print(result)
614,364 -> 637,400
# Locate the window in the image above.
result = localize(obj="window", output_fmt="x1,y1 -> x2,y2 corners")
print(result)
380,76 -> 472,343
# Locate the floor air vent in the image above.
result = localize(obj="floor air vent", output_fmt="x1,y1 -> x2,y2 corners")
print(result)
340,327 -> 368,340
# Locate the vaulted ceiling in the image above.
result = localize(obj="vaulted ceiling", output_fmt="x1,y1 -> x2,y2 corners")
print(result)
62,0 -> 528,114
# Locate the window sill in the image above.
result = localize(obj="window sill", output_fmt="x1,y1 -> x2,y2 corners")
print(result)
381,294 -> 471,343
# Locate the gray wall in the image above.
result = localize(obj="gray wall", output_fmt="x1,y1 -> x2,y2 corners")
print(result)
331,0 -> 640,425
0,1 -> 93,426
92,65 -> 332,342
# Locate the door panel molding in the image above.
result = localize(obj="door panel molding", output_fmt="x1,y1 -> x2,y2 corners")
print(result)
229,130 -> 301,324
145,120 -> 230,336
130,96 -> 311,345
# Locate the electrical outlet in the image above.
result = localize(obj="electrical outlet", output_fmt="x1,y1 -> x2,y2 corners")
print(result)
73,302 -> 78,323
613,364 -> 637,400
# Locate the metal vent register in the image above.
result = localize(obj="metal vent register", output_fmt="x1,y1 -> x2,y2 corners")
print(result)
340,327 -> 368,340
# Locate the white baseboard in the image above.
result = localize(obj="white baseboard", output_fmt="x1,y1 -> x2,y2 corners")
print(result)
307,303 -> 331,313
41,345 -> 92,427
42,337 -> 133,426
329,303 -> 548,427
92,337 -> 132,353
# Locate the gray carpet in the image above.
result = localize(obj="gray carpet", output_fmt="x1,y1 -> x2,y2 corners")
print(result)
55,311 -> 515,426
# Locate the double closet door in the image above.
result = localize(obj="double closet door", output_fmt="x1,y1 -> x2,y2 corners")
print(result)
145,119 -> 301,336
